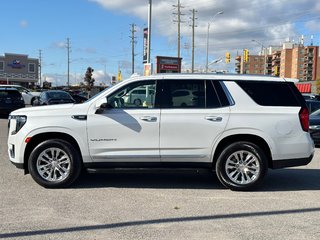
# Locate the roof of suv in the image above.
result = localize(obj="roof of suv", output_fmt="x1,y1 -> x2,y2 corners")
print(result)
0,87 -> 20,91
127,73 -> 298,83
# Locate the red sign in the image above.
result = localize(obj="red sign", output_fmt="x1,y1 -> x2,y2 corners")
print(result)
160,64 -> 179,70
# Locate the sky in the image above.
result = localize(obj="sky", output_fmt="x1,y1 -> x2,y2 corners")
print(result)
1,0 -> 320,86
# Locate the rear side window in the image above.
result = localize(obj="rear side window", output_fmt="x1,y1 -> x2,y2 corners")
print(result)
237,81 -> 301,106
0,90 -> 21,99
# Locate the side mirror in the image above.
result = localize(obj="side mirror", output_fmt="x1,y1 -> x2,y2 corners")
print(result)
100,102 -> 108,109
95,98 -> 107,109
95,98 -> 110,114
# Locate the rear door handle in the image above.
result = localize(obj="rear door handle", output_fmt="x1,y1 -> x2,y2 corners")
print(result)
205,116 -> 222,122
140,116 -> 157,122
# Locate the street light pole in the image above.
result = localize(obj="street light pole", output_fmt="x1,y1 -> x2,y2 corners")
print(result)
252,39 -> 267,75
205,11 -> 223,73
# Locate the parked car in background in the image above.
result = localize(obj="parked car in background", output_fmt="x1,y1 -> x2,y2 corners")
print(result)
122,86 -> 155,106
305,99 -> 320,113
0,85 -> 41,105
309,109 -> 320,145
0,88 -> 25,115
33,90 -> 75,106
172,89 -> 204,107
302,93 -> 320,100
68,92 -> 88,103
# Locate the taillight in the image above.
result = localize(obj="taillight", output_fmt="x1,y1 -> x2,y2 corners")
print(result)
299,107 -> 309,132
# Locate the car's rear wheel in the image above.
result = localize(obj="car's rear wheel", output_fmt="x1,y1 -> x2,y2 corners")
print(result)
133,99 -> 142,106
215,141 -> 268,191
28,139 -> 82,188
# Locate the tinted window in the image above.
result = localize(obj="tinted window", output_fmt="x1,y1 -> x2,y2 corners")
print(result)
0,90 -> 21,99
306,100 -> 320,113
237,81 -> 301,106
206,81 -> 221,108
162,80 -> 205,108
47,92 -> 72,99
213,81 -> 232,107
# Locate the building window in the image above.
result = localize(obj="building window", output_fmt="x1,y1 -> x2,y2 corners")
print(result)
28,63 -> 35,73
0,61 -> 4,71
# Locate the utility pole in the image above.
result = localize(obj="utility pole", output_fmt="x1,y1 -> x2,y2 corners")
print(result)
130,23 -> 137,74
147,0 -> 152,64
173,0 -> 184,59
38,49 -> 42,87
190,9 -> 197,73
66,38 -> 71,86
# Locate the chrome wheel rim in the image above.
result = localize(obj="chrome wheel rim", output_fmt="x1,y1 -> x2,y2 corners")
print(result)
225,150 -> 260,185
36,147 -> 71,182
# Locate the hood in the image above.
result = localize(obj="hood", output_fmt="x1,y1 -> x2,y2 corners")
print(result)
11,103 -> 76,116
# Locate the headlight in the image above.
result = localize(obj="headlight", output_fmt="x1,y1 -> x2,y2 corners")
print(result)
8,115 -> 27,134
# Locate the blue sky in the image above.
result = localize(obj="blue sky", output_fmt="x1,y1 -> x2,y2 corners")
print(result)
1,0 -> 320,86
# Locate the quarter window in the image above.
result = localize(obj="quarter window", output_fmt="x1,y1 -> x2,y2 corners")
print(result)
237,81 -> 301,106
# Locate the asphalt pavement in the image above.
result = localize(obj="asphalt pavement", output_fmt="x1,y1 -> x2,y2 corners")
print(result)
0,117 -> 320,240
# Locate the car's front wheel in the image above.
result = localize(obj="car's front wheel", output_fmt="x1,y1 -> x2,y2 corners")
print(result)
215,141 -> 268,191
28,139 -> 82,188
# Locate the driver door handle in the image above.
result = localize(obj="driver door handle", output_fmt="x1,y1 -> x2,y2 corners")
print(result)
205,116 -> 222,122
140,116 -> 157,122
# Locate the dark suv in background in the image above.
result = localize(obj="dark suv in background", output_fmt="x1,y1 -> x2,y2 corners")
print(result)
0,88 -> 25,116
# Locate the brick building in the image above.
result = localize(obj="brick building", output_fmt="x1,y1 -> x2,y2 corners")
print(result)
235,43 -> 320,93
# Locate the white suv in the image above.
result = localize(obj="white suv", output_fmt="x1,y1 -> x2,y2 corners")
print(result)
7,74 -> 314,190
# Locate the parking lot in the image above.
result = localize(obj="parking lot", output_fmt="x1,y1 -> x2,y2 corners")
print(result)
0,117 -> 320,240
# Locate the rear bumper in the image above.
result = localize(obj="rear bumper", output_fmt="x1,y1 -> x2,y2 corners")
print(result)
271,154 -> 314,169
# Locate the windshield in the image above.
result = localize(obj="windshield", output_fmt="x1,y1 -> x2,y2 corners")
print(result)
47,92 -> 72,99
310,109 -> 320,116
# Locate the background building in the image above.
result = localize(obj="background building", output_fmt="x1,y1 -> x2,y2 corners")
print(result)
0,53 -> 39,87
235,42 -> 320,93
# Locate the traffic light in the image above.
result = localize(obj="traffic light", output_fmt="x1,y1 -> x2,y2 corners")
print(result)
225,52 -> 231,63
243,49 -> 249,62
274,66 -> 279,76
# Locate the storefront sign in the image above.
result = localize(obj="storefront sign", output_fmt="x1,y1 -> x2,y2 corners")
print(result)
7,60 -> 25,69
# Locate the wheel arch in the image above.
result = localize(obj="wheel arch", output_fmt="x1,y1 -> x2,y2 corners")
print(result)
23,132 -> 83,174
212,134 -> 272,168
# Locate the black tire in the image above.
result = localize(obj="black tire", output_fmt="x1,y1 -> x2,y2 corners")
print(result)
31,98 -> 35,106
28,139 -> 82,188
215,141 -> 268,191
133,99 -> 142,106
